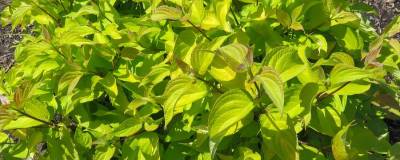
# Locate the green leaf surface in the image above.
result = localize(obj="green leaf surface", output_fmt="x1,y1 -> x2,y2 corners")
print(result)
113,118 -> 142,137
208,89 -> 254,156
332,125 -> 351,160
163,76 -> 207,127
151,5 -> 182,21
254,67 -> 284,112
330,64 -> 372,85
3,116 -> 44,130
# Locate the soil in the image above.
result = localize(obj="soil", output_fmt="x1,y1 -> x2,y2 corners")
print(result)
0,0 -> 21,71
362,0 -> 400,39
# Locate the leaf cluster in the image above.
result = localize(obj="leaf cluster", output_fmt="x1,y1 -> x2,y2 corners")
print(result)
0,0 -> 400,159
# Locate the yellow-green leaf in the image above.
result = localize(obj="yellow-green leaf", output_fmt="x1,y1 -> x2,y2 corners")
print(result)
151,5 -> 182,21
332,125 -> 351,160
208,89 -> 254,156
254,67 -> 284,112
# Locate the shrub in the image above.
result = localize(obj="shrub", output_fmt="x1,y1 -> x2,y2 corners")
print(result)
0,0 -> 399,159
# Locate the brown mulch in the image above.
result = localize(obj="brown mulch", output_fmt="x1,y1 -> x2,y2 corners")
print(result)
362,0 -> 400,38
0,0 -> 19,71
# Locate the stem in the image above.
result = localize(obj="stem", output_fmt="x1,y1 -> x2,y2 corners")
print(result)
317,81 -> 351,102
31,1 -> 59,24
186,20 -> 211,41
230,6 -> 240,27
248,69 -> 262,99
264,111 -> 282,132
55,0 -> 67,12
195,75 -> 223,94
49,42 -> 67,60
10,107 -> 54,126
68,0 -> 74,11
91,0 -> 113,23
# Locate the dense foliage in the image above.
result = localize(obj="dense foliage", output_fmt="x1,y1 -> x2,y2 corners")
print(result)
0,0 -> 400,159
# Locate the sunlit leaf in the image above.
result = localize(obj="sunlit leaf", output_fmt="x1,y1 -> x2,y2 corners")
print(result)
254,67 -> 284,112
208,89 -> 254,156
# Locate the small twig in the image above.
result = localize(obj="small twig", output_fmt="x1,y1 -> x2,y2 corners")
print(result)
248,69 -> 262,99
31,1 -> 59,24
10,107 -> 54,126
230,6 -> 240,27
91,0 -> 113,23
317,81 -> 351,102
186,20 -> 211,41
194,75 -> 223,94
49,43 -> 67,60
56,0 -> 67,12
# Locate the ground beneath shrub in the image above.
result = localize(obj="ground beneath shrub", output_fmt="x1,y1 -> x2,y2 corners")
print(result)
362,0 -> 400,38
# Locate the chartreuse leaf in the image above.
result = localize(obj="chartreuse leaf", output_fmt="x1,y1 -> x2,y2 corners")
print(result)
299,144 -> 326,160
266,46 -> 305,82
331,11 -> 360,26
314,52 -> 355,67
121,132 -> 160,160
100,73 -> 118,97
2,0 -> 399,159
163,76 -> 207,128
151,5 -> 182,21
330,26 -> 363,51
103,23 -> 121,39
0,132 -> 8,143
263,0 -> 283,9
217,43 -> 250,72
190,0 -> 205,24
299,83 -> 319,116
237,147 -> 261,160
329,64 -> 372,85
23,99 -> 50,121
140,64 -> 170,86
310,34 -> 328,56
208,89 -> 254,156
276,9 -> 291,27
191,36 -> 229,75
253,67 -> 284,112
66,5 -> 99,18
56,26 -> 96,46
260,112 -> 299,160
94,145 -> 116,160
209,55 -> 237,82
332,124 -> 351,160
74,128 -> 92,150
3,117 -> 44,130
383,16 -> 400,37
214,0 -> 232,32
328,81 -> 371,95
112,118 -> 142,137
10,3 -> 32,29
